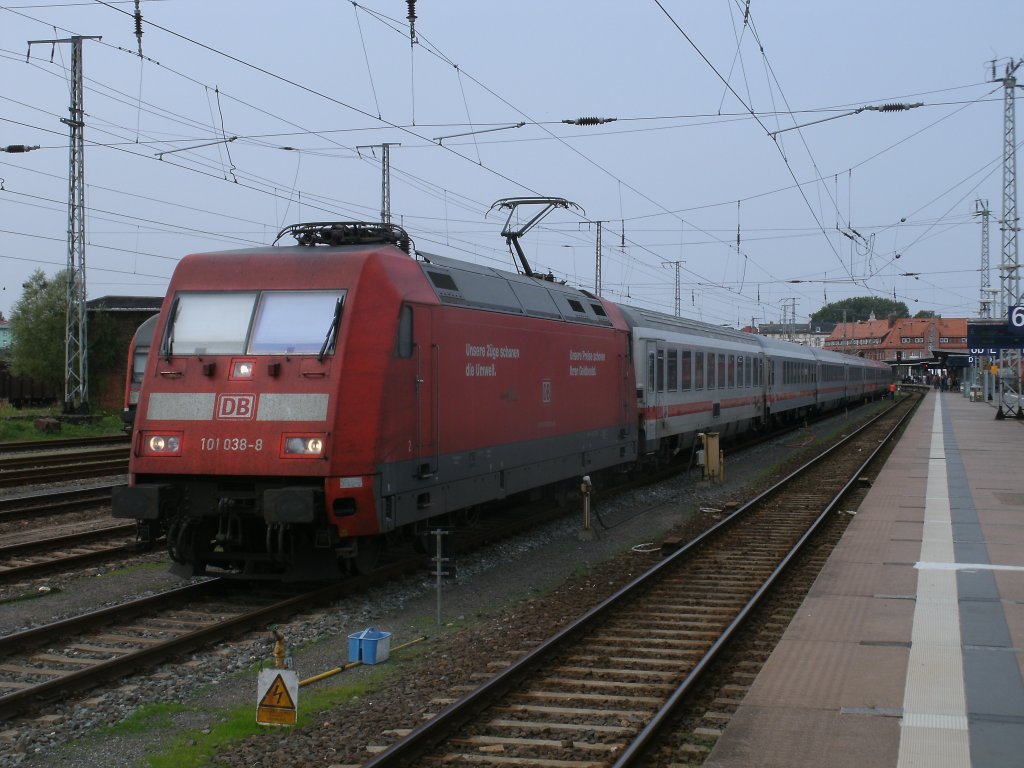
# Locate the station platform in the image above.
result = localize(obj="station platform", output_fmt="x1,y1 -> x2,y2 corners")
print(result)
705,390 -> 1024,768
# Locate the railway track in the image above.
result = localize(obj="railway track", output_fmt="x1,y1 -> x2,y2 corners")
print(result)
0,523 -> 140,583
360,394 -> 918,767
0,435 -> 129,454
0,570 -> 404,721
0,493 -> 584,721
0,484 -> 117,523
0,447 -> 128,488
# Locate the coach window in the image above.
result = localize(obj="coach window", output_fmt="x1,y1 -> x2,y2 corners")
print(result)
727,354 -> 736,388
681,350 -> 692,390
737,355 -> 744,387
656,349 -> 666,392
171,292 -> 256,354
250,290 -> 347,354
694,351 -> 705,390
717,354 -> 726,389
667,348 -> 678,391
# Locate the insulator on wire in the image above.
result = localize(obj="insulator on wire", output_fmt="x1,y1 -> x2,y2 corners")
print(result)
562,117 -> 617,126
407,0 -> 417,42
878,102 -> 922,112
134,0 -> 144,56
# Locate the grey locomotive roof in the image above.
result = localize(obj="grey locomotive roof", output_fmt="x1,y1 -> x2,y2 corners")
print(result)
416,251 -> 612,327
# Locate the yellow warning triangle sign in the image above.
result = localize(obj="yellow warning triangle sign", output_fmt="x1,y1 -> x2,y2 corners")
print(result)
259,674 -> 296,710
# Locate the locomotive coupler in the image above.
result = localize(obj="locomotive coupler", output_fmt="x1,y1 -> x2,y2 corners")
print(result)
214,499 -> 244,546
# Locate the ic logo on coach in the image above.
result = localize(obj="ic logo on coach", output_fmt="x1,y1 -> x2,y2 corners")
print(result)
216,394 -> 256,420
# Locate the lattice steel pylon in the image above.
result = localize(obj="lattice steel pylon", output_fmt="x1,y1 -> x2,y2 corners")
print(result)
996,60 -> 1021,315
976,199 -> 992,318
992,59 -> 1022,417
662,260 -> 684,317
357,143 -> 400,224
29,35 -> 101,412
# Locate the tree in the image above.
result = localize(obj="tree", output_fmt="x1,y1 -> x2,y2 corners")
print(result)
9,269 -> 67,390
809,296 -> 909,324
913,310 -> 938,319
9,269 -> 121,402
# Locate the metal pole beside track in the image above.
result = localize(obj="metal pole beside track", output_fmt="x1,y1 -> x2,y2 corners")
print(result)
435,528 -> 443,625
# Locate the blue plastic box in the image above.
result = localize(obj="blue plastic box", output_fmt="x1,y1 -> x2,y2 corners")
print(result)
348,627 -> 392,665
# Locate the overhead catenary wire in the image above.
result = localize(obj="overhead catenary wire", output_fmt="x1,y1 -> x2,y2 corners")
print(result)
0,3 -> 1006,322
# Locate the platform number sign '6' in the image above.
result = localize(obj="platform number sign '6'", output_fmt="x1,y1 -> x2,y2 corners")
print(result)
1010,306 -> 1024,335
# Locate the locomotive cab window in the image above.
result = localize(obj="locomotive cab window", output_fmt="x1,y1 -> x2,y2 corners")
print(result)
249,290 -> 346,354
166,290 -> 346,356
169,292 -> 257,354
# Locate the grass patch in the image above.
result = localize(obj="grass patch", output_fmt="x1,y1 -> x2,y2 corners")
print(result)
0,404 -> 123,442
0,586 -> 62,606
138,674 -> 377,768
145,704 -> 258,768
97,560 -> 169,579
99,701 -> 190,738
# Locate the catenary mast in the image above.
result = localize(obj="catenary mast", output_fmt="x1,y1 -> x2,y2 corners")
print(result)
28,35 -> 101,413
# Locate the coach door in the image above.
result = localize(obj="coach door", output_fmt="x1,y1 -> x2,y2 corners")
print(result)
413,307 -> 438,479
643,340 -> 661,448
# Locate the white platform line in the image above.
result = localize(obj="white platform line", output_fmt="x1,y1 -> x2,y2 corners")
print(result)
897,396 -> 971,767
917,562 -> 1024,573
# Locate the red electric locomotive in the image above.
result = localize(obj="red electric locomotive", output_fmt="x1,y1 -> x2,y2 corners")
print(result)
121,314 -> 159,433
113,222 -> 637,580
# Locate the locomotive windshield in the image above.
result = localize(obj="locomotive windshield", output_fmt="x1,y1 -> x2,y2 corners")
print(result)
251,290 -> 346,354
166,290 -> 346,355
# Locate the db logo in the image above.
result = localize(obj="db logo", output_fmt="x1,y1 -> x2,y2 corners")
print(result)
216,394 -> 256,420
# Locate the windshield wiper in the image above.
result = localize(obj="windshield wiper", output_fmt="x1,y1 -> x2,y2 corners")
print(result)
318,297 -> 344,362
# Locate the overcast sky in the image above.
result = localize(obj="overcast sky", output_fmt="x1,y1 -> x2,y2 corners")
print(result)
2,0 -> 1023,328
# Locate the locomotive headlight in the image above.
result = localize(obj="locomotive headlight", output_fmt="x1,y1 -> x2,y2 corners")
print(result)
141,431 -> 183,456
283,434 -> 326,457
231,359 -> 255,379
